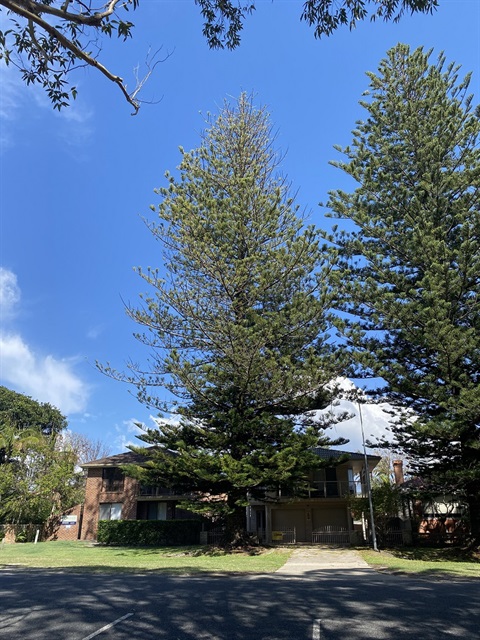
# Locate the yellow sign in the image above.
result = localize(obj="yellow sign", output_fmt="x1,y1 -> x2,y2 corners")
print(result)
272,531 -> 284,541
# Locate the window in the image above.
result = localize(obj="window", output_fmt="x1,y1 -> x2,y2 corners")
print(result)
325,468 -> 338,496
137,501 -> 168,520
312,468 -> 338,497
148,502 -> 167,521
348,468 -> 357,495
99,502 -> 122,520
102,467 -> 124,492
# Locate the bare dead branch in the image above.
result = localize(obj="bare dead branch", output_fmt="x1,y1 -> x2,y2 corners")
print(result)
130,46 -> 172,105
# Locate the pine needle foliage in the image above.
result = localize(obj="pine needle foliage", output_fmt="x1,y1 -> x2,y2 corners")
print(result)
326,45 -> 480,542
118,94 -> 346,541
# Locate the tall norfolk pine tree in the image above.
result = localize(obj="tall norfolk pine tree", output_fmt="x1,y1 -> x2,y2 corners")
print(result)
117,95 -> 346,540
327,45 -> 480,541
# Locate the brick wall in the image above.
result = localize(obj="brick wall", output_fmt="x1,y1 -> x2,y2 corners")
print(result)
47,504 -> 83,541
1,504 -> 84,543
81,468 -> 140,540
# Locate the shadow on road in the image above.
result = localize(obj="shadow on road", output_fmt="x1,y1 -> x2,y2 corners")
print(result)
0,567 -> 479,639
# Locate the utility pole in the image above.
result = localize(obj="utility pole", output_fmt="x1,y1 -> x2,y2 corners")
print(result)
358,401 -> 378,552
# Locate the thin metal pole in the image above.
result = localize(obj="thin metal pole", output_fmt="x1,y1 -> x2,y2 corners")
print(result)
358,401 -> 378,552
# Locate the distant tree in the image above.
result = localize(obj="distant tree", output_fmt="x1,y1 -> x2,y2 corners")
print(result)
327,45 -> 480,542
0,422 -> 42,465
0,387 -> 81,526
0,431 -> 81,525
106,94 -> 347,544
56,431 -> 111,466
0,386 -> 66,464
350,473 -> 403,547
0,0 -> 438,112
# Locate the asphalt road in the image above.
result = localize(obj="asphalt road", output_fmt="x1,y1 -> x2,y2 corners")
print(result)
1,566 -> 478,639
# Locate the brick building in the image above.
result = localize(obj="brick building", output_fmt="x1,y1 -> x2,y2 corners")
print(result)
78,447 -> 381,544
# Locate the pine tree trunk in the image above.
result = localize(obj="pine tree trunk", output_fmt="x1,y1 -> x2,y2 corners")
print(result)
465,484 -> 480,546
222,496 -> 248,548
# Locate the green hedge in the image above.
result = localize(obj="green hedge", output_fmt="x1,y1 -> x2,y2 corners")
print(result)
97,519 -> 202,546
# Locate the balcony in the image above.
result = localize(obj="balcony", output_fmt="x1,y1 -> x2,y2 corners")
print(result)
138,485 -> 178,497
138,485 -> 195,498
277,481 -> 367,499
308,480 -> 360,498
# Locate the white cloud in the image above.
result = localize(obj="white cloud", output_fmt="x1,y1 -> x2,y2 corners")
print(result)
0,56 -> 94,152
55,100 -> 95,151
326,398 -> 397,452
0,332 -> 89,414
0,267 -> 90,415
0,64 -> 24,125
112,414 -> 181,452
0,268 -> 21,319
315,378 -> 399,452
114,418 -> 146,451
87,324 -> 105,340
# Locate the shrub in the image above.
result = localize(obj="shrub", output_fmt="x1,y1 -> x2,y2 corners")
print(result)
97,519 -> 202,546
13,524 -> 42,543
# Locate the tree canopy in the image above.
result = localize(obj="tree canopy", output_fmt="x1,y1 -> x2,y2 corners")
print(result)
0,0 -> 439,112
0,387 -> 85,526
109,94 -> 347,542
0,387 -> 110,528
0,386 -> 66,464
327,44 -> 480,542
0,425 -> 81,526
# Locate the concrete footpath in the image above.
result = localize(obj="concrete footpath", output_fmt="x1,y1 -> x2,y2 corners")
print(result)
275,546 -> 371,575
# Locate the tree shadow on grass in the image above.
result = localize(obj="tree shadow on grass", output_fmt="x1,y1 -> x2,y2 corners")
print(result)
388,546 -> 479,563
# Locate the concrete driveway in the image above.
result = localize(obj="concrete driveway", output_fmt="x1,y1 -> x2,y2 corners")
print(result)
275,546 -> 371,574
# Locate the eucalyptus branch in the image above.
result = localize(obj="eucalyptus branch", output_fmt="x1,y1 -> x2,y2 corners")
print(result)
4,0 -> 124,26
1,0 -> 140,113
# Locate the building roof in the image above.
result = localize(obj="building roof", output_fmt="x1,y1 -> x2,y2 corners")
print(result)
82,450 -> 149,468
83,446 -> 380,468
313,447 -> 381,462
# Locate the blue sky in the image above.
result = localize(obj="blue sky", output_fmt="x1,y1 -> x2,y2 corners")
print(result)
0,0 -> 479,454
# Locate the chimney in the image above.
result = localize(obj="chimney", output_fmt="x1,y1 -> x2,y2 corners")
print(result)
393,460 -> 404,486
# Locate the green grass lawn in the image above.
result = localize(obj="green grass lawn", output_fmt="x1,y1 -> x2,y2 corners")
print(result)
0,541 -> 291,574
360,546 -> 480,579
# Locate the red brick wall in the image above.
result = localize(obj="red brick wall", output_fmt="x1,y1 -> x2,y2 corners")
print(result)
1,505 -> 84,543
47,504 -> 83,541
81,468 -> 140,540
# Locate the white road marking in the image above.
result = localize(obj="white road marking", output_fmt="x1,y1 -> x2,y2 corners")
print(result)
312,619 -> 321,640
81,612 -> 134,640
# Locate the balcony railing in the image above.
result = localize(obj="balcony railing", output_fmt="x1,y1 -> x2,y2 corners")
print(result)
138,485 -> 179,497
276,481 -> 367,499
309,480 -> 360,498
139,481 -> 368,500
138,485 -> 197,498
